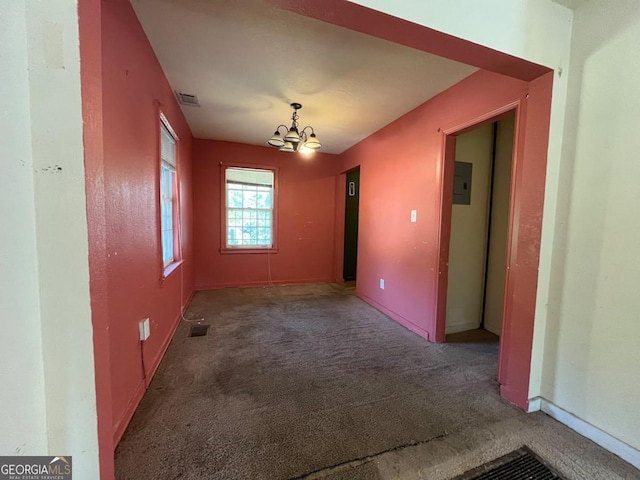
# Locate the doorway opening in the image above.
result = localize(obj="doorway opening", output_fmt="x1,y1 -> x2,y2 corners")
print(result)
444,114 -> 516,360
343,167 -> 360,285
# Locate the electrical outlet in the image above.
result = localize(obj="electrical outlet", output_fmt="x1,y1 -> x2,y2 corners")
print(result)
380,278 -> 385,290
139,318 -> 150,341
411,210 -> 417,223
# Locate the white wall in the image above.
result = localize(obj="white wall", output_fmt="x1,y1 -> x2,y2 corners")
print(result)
484,116 -> 515,336
349,0 -> 573,401
0,0 -> 48,456
541,0 -> 640,451
447,124 -> 493,334
348,0 -> 572,70
1,0 -> 100,477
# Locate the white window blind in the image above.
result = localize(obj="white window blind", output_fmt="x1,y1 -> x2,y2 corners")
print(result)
161,122 -> 176,169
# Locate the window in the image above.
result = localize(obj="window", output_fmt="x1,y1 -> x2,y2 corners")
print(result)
160,117 -> 178,267
225,167 -> 275,248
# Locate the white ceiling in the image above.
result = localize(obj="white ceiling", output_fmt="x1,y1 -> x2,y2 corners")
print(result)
131,0 -> 477,154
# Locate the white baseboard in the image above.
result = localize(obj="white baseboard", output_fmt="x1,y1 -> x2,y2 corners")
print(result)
539,399 -> 640,470
527,396 -> 541,413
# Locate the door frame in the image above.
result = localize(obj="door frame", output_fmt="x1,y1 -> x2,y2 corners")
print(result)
434,101 -> 521,386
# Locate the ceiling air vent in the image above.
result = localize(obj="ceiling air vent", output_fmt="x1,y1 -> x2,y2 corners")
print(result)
175,91 -> 200,107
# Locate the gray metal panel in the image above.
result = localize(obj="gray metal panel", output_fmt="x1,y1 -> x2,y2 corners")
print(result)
453,161 -> 472,205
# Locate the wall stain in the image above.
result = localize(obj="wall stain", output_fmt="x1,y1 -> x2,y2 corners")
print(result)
39,165 -> 63,174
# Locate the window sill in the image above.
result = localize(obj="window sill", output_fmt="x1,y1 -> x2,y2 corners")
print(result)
220,248 -> 279,255
162,260 -> 183,281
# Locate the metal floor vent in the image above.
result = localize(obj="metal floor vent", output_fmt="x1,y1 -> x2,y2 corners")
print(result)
453,447 -> 565,480
189,324 -> 210,337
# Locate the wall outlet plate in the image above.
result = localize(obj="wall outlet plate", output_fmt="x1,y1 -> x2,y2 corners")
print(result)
380,278 -> 385,289
139,318 -> 150,341
411,210 -> 417,222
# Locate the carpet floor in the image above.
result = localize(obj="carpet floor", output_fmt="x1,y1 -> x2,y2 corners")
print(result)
115,283 -> 639,480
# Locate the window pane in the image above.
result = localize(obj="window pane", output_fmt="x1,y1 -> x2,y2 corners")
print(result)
256,191 -> 271,208
225,167 -> 274,248
162,230 -> 173,264
228,189 -> 243,208
160,162 -> 175,265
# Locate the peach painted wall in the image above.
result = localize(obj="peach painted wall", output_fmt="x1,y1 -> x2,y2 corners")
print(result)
193,140 -> 340,289
339,69 -> 552,408
340,71 -> 522,336
79,0 -> 113,477
92,0 -> 194,446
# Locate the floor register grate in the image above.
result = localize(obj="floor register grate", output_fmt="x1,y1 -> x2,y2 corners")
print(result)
189,324 -> 210,337
453,447 -> 566,480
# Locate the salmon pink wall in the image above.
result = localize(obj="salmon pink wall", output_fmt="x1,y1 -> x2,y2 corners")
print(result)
340,69 -> 552,409
193,140 -> 340,289
83,0 -> 195,453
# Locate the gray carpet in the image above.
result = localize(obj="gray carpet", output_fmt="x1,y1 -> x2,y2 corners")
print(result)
115,284 -> 639,480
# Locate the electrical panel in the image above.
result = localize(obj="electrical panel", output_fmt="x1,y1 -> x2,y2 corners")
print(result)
453,161 -> 472,205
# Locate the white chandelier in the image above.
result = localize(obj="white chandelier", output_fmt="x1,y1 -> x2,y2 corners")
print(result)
267,102 -> 322,153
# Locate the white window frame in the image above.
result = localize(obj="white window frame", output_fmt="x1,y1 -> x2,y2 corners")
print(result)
224,166 -> 276,250
160,113 -> 179,269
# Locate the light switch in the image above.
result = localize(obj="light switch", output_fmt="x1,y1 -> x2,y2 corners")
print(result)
410,210 -> 417,223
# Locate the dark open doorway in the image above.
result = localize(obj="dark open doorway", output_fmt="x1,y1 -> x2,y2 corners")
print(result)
343,167 -> 360,282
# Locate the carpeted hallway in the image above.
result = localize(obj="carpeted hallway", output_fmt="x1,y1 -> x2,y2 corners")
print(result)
115,284 -> 639,479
